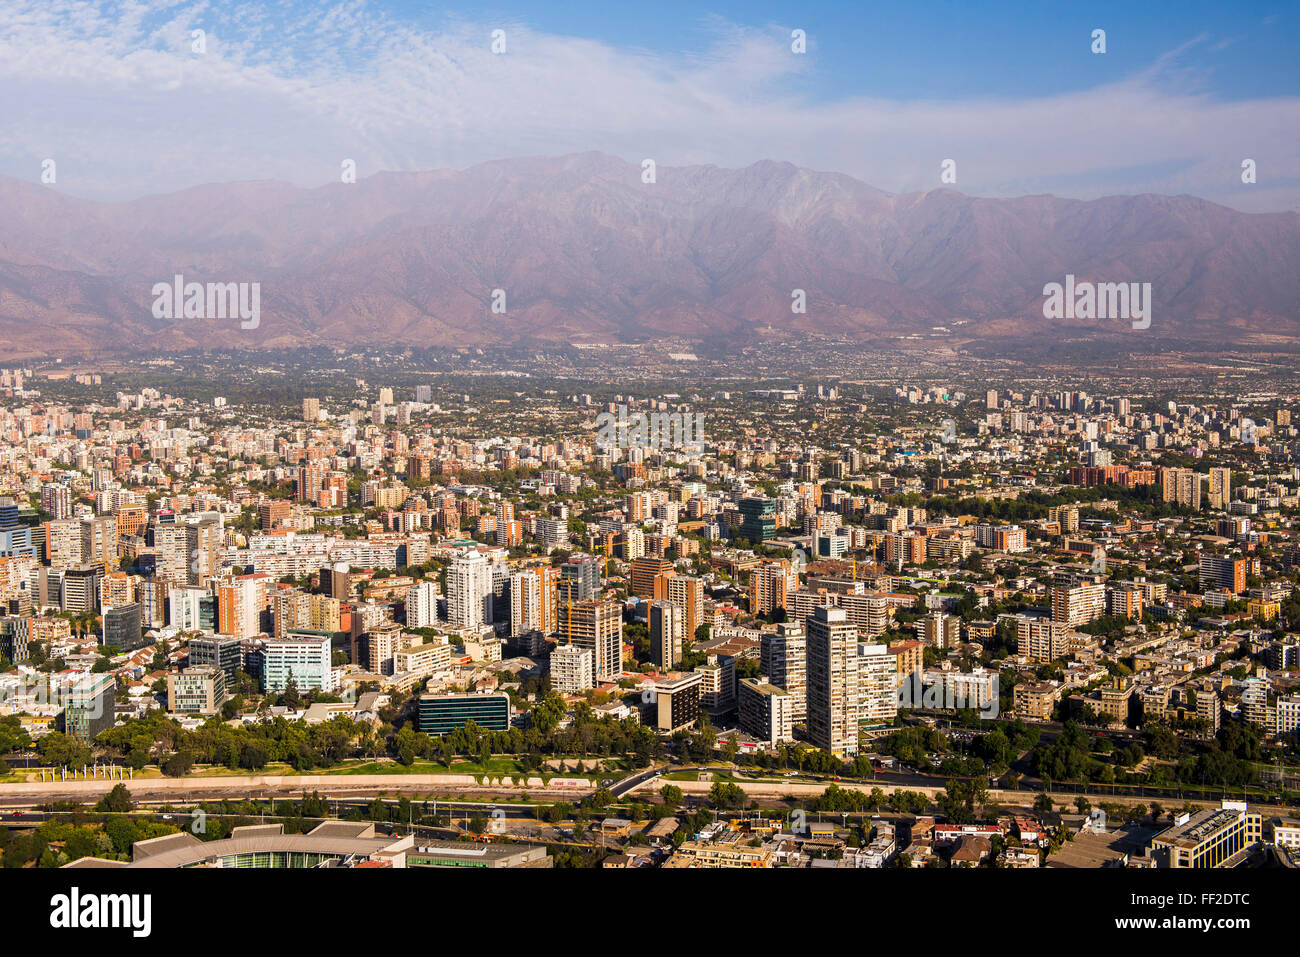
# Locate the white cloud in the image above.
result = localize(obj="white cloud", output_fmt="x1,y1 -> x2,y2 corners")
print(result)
0,0 -> 1296,212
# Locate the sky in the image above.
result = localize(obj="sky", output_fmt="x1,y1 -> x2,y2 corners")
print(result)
0,0 -> 1296,211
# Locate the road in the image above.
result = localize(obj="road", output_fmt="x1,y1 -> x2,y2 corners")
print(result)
609,766 -> 663,798
0,770 -> 595,807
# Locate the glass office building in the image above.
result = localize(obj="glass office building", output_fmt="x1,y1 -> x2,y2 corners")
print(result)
417,692 -> 511,735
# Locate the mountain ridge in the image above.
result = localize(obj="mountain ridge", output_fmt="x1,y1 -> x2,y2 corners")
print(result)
0,152 -> 1295,358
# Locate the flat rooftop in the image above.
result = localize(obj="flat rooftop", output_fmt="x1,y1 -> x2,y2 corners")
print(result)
1154,808 -> 1243,850
1046,824 -> 1160,869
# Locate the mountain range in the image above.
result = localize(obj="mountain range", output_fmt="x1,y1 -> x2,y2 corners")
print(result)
0,152 -> 1296,358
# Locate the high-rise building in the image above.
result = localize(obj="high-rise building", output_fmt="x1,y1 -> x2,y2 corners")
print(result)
137,576 -> 169,629
259,631 -> 336,693
102,602 -> 144,652
169,585 -> 211,632
40,483 -> 73,519
557,598 -> 622,682
99,571 -> 135,610
150,523 -> 189,584
649,600 -> 683,670
405,580 -> 440,629
806,606 -> 859,758
922,611 -> 960,648
259,500 -> 291,531
79,515 -> 116,568
664,575 -> 704,640
324,562 -> 352,600
362,622 -> 407,676
45,517 -> 83,566
629,557 -> 673,598
837,592 -> 891,639
509,569 -> 544,638
188,634 -> 244,681
858,642 -> 898,724
1160,467 -> 1203,509
217,577 -> 262,639
184,520 -> 221,585
1200,554 -> 1248,595
447,551 -> 493,628
0,498 -> 36,559
114,502 -> 148,540
1048,505 -> 1080,534
760,621 -> 807,723
559,555 -> 601,600
30,567 -> 63,611
738,678 -> 794,747
61,564 -> 102,614
737,497 -> 778,543
1050,576 -> 1106,626
168,665 -> 227,715
1016,617 -> 1070,662
550,643 -> 594,694
1208,467 -> 1232,510
60,672 -> 115,740
750,559 -> 797,616
535,517 -> 567,553
695,656 -> 735,711
654,672 -> 702,733
0,616 -> 31,664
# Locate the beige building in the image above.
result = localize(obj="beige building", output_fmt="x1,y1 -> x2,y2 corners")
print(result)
738,678 -> 794,747
806,606 -> 859,758
167,665 -> 226,715
1013,681 -> 1058,721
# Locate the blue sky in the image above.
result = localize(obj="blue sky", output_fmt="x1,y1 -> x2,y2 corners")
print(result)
403,1 -> 1297,100
0,0 -> 1295,210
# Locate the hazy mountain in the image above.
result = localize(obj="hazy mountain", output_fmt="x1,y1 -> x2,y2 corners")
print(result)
0,152 -> 1296,357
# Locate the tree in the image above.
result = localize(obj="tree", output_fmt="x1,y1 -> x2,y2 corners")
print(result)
95,783 -> 134,813
162,752 -> 194,778
707,782 -> 745,810
241,742 -> 269,771
722,733 -> 739,765
659,784 -> 683,807
36,732 -> 91,769
0,715 -> 32,754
